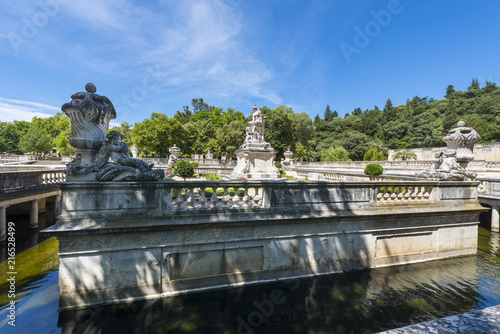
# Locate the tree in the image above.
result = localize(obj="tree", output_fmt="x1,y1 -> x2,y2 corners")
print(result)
262,106 -> 295,159
174,160 -> 194,180
293,143 -> 314,162
363,148 -> 387,161
132,113 -> 187,157
364,164 -> 383,179
289,112 -> 314,148
383,99 -> 393,111
54,134 -> 76,156
468,78 -> 480,90
174,109 -> 192,124
324,105 -> 332,121
483,81 -> 497,93
18,123 -> 53,154
0,121 -> 30,153
314,114 -> 321,124
320,146 -> 351,161
392,150 -> 417,161
445,85 -> 455,98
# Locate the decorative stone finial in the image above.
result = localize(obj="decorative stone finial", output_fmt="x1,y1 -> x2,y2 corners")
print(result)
85,82 -> 96,93
442,120 -> 481,166
62,83 -> 117,165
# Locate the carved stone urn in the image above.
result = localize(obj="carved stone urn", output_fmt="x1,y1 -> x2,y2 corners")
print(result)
61,83 -> 116,164
442,121 -> 481,168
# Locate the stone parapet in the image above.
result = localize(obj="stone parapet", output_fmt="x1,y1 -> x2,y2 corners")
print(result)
43,180 -> 485,309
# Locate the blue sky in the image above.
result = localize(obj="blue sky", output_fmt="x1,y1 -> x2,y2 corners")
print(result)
0,0 -> 499,126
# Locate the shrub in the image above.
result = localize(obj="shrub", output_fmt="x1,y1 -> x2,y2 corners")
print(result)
174,160 -> 195,180
279,170 -> 285,175
364,164 -> 384,179
200,188 -> 213,198
205,173 -> 220,181
275,162 -> 282,168
190,162 -> 199,168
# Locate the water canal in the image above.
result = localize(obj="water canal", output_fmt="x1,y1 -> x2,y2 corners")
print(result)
1,228 -> 499,334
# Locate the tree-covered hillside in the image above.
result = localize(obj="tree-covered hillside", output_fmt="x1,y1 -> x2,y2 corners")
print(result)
1,79 -> 499,161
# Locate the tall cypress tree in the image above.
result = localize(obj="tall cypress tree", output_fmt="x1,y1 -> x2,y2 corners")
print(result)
324,105 -> 332,121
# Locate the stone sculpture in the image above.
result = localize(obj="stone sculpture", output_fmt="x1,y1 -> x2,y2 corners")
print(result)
416,149 -> 476,181
281,149 -> 294,170
63,83 -> 164,181
416,121 -> 479,181
442,121 -> 481,168
164,145 -> 181,176
131,145 -> 139,158
231,106 -> 279,179
62,83 -> 116,165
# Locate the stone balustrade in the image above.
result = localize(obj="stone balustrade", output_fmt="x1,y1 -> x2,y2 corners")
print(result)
44,179 -> 484,309
0,169 -> 65,197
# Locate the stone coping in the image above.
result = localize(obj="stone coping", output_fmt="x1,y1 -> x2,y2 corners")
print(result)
379,304 -> 500,333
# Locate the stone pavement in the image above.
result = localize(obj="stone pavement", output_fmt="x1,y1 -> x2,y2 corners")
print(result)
379,304 -> 500,334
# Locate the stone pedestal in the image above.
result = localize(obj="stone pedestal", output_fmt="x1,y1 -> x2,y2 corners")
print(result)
233,149 -> 279,179
231,106 -> 279,180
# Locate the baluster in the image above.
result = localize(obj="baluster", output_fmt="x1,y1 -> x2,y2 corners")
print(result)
211,186 -> 218,209
232,188 -> 241,208
175,187 -> 184,210
186,187 -> 194,210
404,187 -> 412,201
411,186 -> 418,200
222,187 -> 230,208
252,186 -> 262,208
376,187 -> 383,202
199,187 -> 207,209
242,186 -> 250,208
383,187 -> 390,202
417,186 -> 424,200
397,187 -> 404,201
423,186 -> 431,200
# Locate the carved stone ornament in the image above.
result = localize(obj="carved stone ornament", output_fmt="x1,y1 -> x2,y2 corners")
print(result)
64,84 -> 164,181
416,121 -> 479,181
416,149 -> 477,181
281,149 -> 294,170
442,121 -> 481,167
62,83 -> 116,165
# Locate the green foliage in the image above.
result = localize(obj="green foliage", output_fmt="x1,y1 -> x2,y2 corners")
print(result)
364,164 -> 384,177
205,173 -> 220,181
275,162 -> 282,168
18,122 -> 53,154
320,146 -> 351,162
293,143 -> 314,162
54,134 -> 76,155
392,150 -> 417,161
132,113 -> 187,157
173,160 -> 195,180
190,162 -> 199,168
363,148 -> 387,161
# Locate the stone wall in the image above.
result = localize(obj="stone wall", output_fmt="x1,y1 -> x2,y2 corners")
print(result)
388,142 -> 500,161
43,180 -> 485,309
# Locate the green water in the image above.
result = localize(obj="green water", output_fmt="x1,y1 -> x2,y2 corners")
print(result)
1,228 -> 499,334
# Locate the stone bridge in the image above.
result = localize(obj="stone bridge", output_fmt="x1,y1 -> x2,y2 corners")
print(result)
0,169 -> 65,241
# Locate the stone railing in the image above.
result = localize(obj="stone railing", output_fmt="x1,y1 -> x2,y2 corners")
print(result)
0,154 -> 38,163
58,180 -> 478,220
477,177 -> 500,199
0,169 -> 65,197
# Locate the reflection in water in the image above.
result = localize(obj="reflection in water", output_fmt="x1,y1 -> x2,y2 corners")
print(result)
1,229 -> 500,334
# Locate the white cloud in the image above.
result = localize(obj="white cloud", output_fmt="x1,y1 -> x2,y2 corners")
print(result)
0,97 -> 59,122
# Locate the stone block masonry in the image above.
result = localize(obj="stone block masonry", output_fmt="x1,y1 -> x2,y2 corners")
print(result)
43,180 -> 486,309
